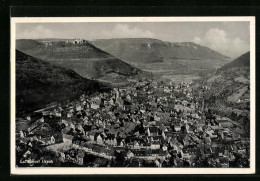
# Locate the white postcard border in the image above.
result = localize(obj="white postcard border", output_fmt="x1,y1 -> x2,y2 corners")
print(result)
10,16 -> 256,175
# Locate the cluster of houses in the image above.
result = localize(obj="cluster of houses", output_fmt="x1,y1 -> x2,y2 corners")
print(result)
16,79 -> 250,167
71,38 -> 87,44
40,38 -> 88,48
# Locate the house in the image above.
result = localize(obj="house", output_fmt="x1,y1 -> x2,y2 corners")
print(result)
126,94 -> 132,101
174,157 -> 184,167
92,144 -> 106,154
209,122 -> 220,130
67,122 -> 76,130
27,121 -> 45,133
63,134 -> 74,144
181,146 -> 197,160
164,132 -> 174,140
116,97 -> 124,107
147,126 -> 158,136
53,133 -> 63,144
150,135 -> 163,142
75,104 -> 82,111
217,157 -> 229,168
58,151 -> 66,162
132,150 -> 147,157
159,124 -> 168,132
118,140 -> 125,147
73,38 -> 87,44
96,134 -> 103,144
237,144 -> 247,155
115,147 -> 126,153
221,131 -> 232,141
19,130 -> 25,138
123,100 -> 132,111
41,135 -> 55,145
217,120 -> 233,128
75,124 -> 85,134
182,100 -> 189,106
133,141 -> 140,149
76,149 -> 85,165
154,114 -> 161,121
174,125 -> 181,132
112,138 -> 118,146
83,143 -> 93,151
186,123 -> 196,133
140,106 -> 146,114
205,137 -> 212,144
183,137 -> 192,146
151,141 -> 160,150
171,141 -> 183,153
105,147 -> 115,156
161,131 -> 166,139
23,150 -> 32,158
90,97 -> 102,109
155,159 -> 162,167
143,142 -> 151,149
105,139 -> 112,145
61,119 -> 69,126
89,132 -> 95,142
67,112 -> 73,118
205,129 -> 217,138
181,148 -> 192,160
126,150 -> 134,158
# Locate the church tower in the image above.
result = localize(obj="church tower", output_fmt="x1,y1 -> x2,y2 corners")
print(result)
115,85 -> 120,100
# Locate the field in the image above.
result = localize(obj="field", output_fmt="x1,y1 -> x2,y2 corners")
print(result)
227,86 -> 249,102
130,58 -> 230,83
132,58 -> 230,75
160,74 -> 201,83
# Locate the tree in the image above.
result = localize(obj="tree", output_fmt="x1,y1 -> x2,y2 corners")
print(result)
114,152 -> 125,166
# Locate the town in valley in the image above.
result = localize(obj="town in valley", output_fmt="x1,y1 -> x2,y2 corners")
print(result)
15,21 -> 251,168
16,68 -> 250,168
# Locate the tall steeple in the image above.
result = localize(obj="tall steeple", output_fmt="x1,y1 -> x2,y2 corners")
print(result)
116,85 -> 120,100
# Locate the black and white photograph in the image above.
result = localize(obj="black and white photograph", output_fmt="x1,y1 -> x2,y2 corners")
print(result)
10,17 -> 255,174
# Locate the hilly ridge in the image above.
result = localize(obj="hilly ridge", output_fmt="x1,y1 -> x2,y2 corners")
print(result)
16,38 -> 231,84
192,51 -> 250,132
16,50 -> 107,115
90,38 -> 229,64
16,39 -> 140,79
194,51 -> 250,105
219,52 -> 250,72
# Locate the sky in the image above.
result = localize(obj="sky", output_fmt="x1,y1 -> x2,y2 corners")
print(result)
16,22 -> 250,58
